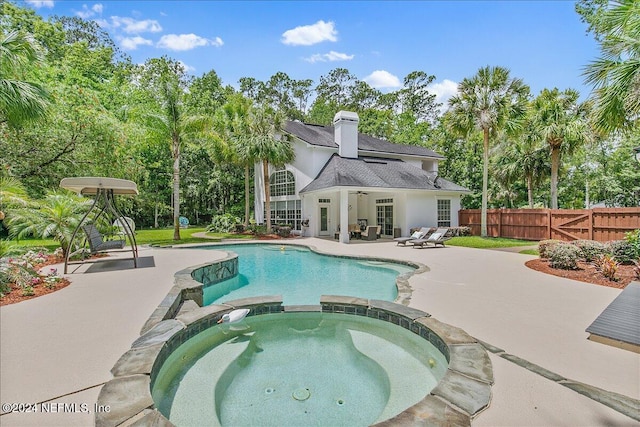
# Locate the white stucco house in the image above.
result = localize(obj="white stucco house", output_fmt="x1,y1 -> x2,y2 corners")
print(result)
254,111 -> 469,243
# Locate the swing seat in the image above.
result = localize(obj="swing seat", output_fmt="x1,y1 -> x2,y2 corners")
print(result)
82,224 -> 125,253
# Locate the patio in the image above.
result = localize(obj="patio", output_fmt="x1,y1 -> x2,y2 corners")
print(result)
0,239 -> 638,426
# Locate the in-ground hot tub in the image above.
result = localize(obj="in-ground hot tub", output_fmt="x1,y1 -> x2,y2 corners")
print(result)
152,311 -> 447,426
97,297 -> 494,427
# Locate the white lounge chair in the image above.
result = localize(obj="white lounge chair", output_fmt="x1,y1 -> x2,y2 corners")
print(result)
394,227 -> 431,246
412,228 -> 452,248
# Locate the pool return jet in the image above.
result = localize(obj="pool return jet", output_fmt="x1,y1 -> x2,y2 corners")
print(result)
60,177 -> 139,274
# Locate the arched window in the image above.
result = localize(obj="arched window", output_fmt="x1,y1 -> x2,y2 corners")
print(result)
270,170 -> 295,197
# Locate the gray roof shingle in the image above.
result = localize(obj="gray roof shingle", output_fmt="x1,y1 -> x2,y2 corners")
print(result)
284,121 -> 444,159
300,154 -> 470,193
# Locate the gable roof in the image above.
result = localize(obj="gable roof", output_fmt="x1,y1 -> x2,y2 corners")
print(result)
284,121 -> 444,159
300,154 -> 469,194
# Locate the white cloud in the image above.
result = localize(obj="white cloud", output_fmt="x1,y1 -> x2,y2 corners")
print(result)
25,0 -> 54,8
427,79 -> 459,111
94,18 -> 109,28
305,51 -> 354,63
76,3 -> 103,19
177,61 -> 195,73
282,20 -> 337,46
120,36 -> 153,51
111,16 -> 162,34
363,70 -> 401,89
157,34 -> 223,51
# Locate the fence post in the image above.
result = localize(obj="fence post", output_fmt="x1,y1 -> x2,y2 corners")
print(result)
497,209 -> 502,238
588,209 -> 593,240
547,209 -> 552,239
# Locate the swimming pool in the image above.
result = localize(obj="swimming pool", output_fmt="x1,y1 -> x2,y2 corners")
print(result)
202,244 -> 414,306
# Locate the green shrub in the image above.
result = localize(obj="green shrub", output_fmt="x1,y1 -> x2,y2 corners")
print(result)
572,240 -> 608,262
206,214 -> 241,233
276,226 -> 291,238
538,239 -> 562,259
624,229 -> 640,259
548,243 -> 581,270
607,240 -> 637,265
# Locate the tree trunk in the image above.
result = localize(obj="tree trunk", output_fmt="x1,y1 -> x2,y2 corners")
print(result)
527,174 -> 534,208
263,159 -> 271,233
154,199 -> 159,228
244,164 -> 250,227
173,138 -> 181,240
481,128 -> 489,237
550,146 -> 560,209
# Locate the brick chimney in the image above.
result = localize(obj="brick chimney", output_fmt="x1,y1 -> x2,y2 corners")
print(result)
333,111 -> 359,159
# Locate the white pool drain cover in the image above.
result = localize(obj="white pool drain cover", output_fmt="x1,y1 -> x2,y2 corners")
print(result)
292,388 -> 311,401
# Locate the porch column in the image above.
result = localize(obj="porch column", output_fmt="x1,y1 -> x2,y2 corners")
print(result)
339,189 -> 350,243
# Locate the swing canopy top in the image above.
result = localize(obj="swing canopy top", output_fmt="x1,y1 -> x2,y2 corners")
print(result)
60,177 -> 139,196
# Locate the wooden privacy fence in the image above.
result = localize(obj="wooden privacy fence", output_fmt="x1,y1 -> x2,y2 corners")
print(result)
458,208 -> 640,242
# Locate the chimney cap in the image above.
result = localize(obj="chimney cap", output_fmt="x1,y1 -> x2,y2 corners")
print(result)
333,110 -> 359,124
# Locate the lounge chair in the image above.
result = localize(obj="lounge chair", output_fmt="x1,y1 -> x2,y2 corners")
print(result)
82,223 -> 125,253
394,227 -> 431,246
412,228 -> 452,248
361,225 -> 380,241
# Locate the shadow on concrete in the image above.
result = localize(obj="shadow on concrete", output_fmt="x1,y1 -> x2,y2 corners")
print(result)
84,256 -> 155,273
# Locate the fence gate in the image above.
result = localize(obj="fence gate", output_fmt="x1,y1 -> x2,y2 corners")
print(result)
550,210 -> 592,241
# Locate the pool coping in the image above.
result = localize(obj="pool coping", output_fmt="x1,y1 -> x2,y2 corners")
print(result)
95,242 -> 493,426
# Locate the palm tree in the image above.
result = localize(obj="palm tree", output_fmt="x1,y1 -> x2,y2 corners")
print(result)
139,57 -> 211,240
531,88 -> 590,209
493,132 -> 549,208
4,191 -> 90,256
448,66 -> 529,236
583,0 -> 640,132
0,30 -> 50,126
212,94 -> 254,227
0,176 -> 30,214
246,106 -> 294,233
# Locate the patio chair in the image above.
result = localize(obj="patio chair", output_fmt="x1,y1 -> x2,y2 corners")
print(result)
82,223 -> 125,254
361,225 -> 379,241
412,228 -> 452,248
394,227 -> 431,246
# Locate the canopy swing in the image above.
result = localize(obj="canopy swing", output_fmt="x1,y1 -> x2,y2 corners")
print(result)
60,177 -> 139,273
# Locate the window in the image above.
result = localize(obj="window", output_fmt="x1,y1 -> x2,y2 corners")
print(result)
269,199 -> 302,230
270,170 -> 295,197
437,199 -> 451,227
318,198 -> 331,204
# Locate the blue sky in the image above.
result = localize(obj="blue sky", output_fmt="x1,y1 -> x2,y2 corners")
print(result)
23,0 -> 599,105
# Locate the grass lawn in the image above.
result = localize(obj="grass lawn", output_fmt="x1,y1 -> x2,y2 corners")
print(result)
448,236 -> 538,249
3,227 -> 254,253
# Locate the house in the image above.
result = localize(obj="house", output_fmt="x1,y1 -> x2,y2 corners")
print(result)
254,111 -> 470,243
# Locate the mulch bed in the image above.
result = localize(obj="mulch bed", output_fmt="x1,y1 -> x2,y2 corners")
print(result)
0,253 -> 107,306
1,255 -> 70,306
525,258 -> 637,289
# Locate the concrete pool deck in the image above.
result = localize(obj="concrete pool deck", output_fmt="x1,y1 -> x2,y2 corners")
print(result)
0,238 -> 638,426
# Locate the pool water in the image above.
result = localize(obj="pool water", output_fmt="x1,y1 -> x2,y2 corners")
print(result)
152,312 -> 448,426
203,244 -> 413,305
